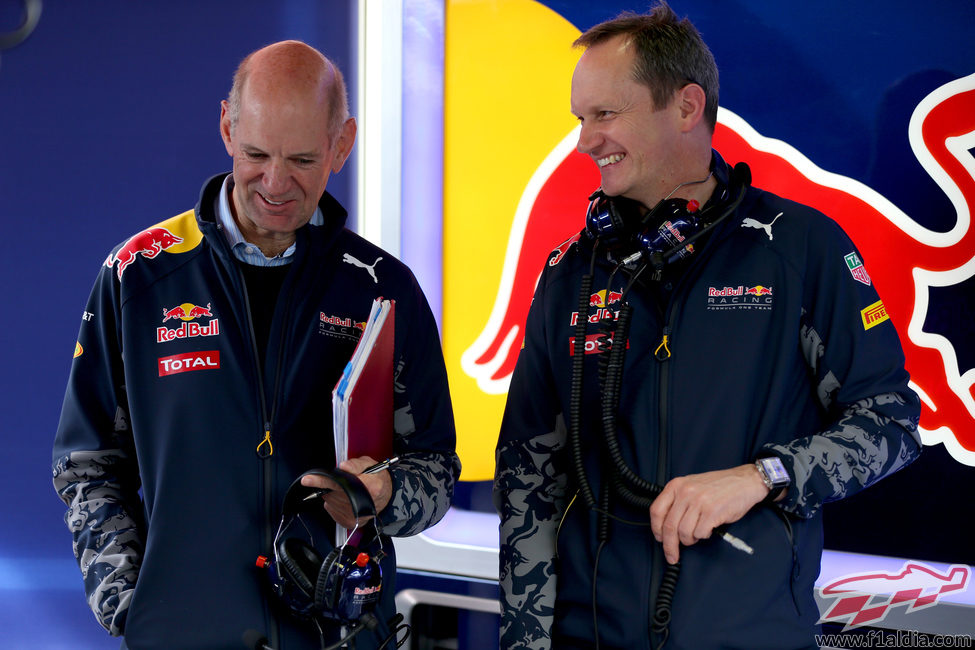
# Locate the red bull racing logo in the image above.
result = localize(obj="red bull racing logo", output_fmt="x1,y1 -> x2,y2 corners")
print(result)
319,313 -> 367,342
818,561 -> 970,630
157,302 -> 219,343
705,285 -> 774,311
106,226 -> 184,280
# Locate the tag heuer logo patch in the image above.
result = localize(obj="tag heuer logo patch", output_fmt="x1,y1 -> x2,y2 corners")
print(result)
845,252 -> 871,286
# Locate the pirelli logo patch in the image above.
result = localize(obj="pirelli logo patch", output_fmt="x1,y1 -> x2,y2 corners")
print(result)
861,300 -> 890,330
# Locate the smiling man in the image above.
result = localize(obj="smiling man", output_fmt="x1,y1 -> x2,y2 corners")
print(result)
53,41 -> 459,649
494,4 -> 920,649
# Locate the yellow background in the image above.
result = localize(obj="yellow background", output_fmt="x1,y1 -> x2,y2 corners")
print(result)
443,0 -> 582,480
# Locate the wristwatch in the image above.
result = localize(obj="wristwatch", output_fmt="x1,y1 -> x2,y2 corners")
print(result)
755,456 -> 790,495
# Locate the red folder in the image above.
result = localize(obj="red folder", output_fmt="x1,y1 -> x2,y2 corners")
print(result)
332,298 -> 395,465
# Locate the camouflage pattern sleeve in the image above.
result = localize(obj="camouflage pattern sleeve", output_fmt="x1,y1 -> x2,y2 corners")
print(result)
765,218 -> 922,518
494,424 -> 568,650
767,313 -> 921,519
493,267 -> 568,650
52,260 -> 146,636
53,447 -> 146,636
379,451 -> 460,536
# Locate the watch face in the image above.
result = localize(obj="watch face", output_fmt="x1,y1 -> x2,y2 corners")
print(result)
761,457 -> 790,486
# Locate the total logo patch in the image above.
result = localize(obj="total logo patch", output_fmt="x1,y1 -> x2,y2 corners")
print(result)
157,302 -> 220,343
861,300 -> 890,330
706,285 -> 774,311
319,312 -> 366,342
568,332 -> 629,356
158,351 -> 220,376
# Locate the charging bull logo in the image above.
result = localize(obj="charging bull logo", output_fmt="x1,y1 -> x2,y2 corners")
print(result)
106,226 -> 184,280
818,562 -> 970,629
461,72 -> 975,466
157,302 -> 219,344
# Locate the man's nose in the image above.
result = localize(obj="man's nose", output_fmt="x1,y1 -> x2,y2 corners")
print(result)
263,158 -> 290,194
576,122 -> 601,155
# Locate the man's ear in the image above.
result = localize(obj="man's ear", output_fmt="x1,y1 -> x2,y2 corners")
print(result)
330,117 -> 357,173
676,83 -> 707,132
219,100 -> 234,157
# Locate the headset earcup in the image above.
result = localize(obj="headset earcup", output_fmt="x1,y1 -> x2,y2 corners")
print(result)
277,537 -> 324,598
585,191 -> 645,247
315,546 -> 345,612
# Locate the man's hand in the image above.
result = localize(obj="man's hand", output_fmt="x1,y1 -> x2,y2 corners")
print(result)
300,457 -> 393,529
649,464 -> 769,564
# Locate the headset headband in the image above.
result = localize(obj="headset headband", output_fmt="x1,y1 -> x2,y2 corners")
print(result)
281,467 -> 377,523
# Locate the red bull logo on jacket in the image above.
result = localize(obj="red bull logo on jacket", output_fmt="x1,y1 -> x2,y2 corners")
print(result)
704,284 -> 774,311
103,211 -> 203,281
818,561 -> 970,629
319,313 -> 365,342
107,227 -> 183,280
157,303 -> 219,343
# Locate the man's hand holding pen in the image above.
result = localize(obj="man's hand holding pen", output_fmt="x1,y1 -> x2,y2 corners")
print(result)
300,457 -> 399,529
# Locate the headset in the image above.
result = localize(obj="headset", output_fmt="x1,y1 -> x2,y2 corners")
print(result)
584,157 -> 752,278
256,468 -> 386,632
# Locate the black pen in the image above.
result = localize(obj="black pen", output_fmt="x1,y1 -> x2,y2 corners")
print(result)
302,457 -> 400,501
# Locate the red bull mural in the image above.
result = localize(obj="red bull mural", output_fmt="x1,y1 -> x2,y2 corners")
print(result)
461,78 -> 975,468
442,0 -> 975,517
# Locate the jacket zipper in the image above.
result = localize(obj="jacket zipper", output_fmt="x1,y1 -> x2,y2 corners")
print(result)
236,275 -> 280,648
649,316 -> 675,647
238,264 -> 298,650
646,196 -> 738,645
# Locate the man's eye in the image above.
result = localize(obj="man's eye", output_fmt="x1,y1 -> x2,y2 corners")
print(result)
597,111 -> 615,119
294,158 -> 315,165
245,151 -> 267,160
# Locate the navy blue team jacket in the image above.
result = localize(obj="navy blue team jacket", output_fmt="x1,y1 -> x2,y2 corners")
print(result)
494,153 -> 921,649
53,174 -> 460,649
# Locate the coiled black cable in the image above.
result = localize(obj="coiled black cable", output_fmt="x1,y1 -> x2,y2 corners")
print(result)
595,294 -> 682,650
651,561 -> 681,650
568,245 -> 601,510
567,252 -> 682,649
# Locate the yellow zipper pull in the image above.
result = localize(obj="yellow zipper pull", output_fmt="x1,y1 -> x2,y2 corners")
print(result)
256,429 -> 273,457
655,331 -> 672,360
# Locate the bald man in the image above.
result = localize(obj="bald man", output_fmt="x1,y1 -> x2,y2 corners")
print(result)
53,41 -> 459,649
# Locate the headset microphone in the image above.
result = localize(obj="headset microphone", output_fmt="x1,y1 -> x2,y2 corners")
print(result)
642,161 -> 751,279
584,159 -> 752,278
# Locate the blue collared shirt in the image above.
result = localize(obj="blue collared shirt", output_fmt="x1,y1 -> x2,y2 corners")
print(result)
216,174 -> 323,267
